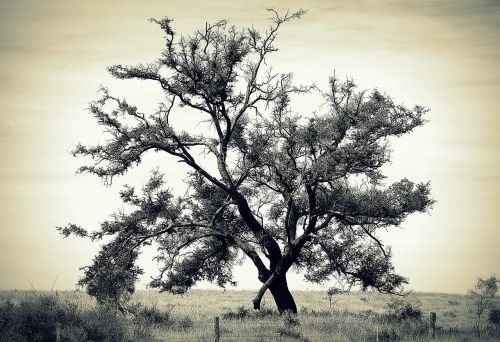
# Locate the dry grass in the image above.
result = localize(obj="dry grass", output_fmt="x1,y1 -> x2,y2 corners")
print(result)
1,289 -> 499,341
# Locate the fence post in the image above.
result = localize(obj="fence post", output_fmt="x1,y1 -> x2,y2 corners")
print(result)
55,322 -> 61,342
376,325 -> 379,342
429,312 -> 436,338
214,316 -> 220,342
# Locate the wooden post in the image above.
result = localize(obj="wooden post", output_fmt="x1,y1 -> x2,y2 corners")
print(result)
214,316 -> 220,342
429,312 -> 436,338
55,322 -> 61,342
376,325 -> 379,342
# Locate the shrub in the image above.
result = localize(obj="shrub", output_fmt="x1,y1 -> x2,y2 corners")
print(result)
488,308 -> 500,329
0,294 -> 145,342
325,287 -> 343,311
387,297 -> 422,321
0,294 -> 73,342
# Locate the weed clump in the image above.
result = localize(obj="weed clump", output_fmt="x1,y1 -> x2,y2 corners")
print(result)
222,306 -> 276,320
277,312 -> 309,342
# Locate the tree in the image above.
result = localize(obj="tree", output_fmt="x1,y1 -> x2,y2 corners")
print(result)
59,9 -> 434,314
326,287 -> 344,312
468,276 -> 499,339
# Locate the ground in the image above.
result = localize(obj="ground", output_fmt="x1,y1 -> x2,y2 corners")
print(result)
1,289 -> 499,341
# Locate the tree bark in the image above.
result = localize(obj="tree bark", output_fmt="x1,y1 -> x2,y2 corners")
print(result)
268,274 -> 298,314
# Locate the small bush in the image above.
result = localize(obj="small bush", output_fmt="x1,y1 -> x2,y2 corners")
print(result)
488,308 -> 500,329
468,276 -> 499,339
325,287 -> 343,311
387,298 -> 422,321
448,299 -> 460,306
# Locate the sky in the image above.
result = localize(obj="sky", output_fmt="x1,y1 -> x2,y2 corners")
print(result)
0,0 -> 499,294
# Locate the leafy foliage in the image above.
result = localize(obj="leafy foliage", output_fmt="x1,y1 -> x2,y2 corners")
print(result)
488,308 -> 500,330
468,275 -> 499,338
60,9 -> 433,312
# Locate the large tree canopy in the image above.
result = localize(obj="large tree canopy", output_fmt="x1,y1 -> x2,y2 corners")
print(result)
59,9 -> 433,313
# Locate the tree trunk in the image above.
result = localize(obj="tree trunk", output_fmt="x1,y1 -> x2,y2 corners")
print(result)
268,274 -> 298,314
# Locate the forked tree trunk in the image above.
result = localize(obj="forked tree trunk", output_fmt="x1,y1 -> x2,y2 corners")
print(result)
268,274 -> 297,314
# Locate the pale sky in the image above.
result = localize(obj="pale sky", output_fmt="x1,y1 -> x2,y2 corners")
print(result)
0,0 -> 499,294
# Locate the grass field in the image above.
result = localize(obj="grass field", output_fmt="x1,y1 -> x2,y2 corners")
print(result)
1,289 -> 499,341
